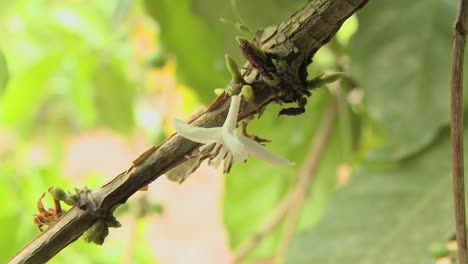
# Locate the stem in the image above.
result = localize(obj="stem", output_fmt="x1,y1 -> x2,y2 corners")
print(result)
275,102 -> 337,264
232,191 -> 295,263
451,0 -> 468,263
121,196 -> 147,264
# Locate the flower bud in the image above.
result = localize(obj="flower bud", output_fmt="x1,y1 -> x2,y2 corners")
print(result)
225,54 -> 243,84
241,85 -> 254,102
49,187 -> 67,201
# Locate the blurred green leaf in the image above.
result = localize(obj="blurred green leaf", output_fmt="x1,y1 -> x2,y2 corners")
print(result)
349,1 -> 457,160
49,5 -> 110,47
286,129 -> 456,264
112,0 -> 135,31
0,53 -> 64,127
143,0 -> 227,103
0,51 -> 8,95
93,59 -> 135,134
192,0 -> 306,62
69,52 -> 98,129
224,94 -> 354,259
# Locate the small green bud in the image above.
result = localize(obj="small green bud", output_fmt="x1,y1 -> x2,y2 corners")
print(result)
241,85 -> 254,102
49,187 -> 67,201
225,54 -> 243,84
272,59 -> 287,75
262,74 -> 280,86
94,225 -> 109,245
227,83 -> 243,96
214,88 -> 225,96
83,220 -> 109,245
105,216 -> 122,228
83,221 -> 102,243
428,243 -> 449,258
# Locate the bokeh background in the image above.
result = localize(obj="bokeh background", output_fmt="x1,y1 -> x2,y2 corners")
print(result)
0,0 -> 465,263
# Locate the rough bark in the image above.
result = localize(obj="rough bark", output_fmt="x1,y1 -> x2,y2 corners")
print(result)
8,0 -> 369,263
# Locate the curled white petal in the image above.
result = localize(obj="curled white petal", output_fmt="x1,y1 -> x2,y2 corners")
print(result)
223,95 -> 241,132
210,146 -> 228,168
221,129 -> 247,162
239,135 -> 295,166
174,119 -> 221,144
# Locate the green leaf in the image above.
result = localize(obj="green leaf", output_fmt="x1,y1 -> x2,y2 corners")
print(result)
144,0 -> 227,103
48,5 -> 111,47
0,53 -> 64,127
192,0 -> 306,60
285,130 -> 457,264
69,51 -> 98,129
92,59 -> 135,134
349,0 -> 458,160
0,50 -> 8,95
193,0 -> 306,33
224,94 -> 354,260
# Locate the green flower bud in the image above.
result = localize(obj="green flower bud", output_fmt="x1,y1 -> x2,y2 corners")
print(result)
241,85 -> 254,102
105,216 -> 122,228
272,59 -> 287,75
83,220 -> 109,245
49,187 -> 67,201
94,226 -> 109,245
225,54 -> 243,84
227,83 -> 243,96
214,88 -> 225,96
262,74 -> 280,86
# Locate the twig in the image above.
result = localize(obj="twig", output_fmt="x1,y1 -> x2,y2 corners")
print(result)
232,189 -> 295,263
7,0 -> 368,263
275,101 -> 337,264
121,196 -> 147,264
451,0 -> 468,263
232,101 -> 338,264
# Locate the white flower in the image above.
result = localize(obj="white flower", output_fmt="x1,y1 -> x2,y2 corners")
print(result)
174,95 -> 294,171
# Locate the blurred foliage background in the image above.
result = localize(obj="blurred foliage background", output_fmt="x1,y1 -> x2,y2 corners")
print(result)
0,0 -> 465,263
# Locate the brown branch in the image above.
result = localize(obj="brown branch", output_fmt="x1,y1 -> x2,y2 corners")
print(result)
232,101 -> 337,264
451,0 -> 468,263
7,0 -> 368,263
